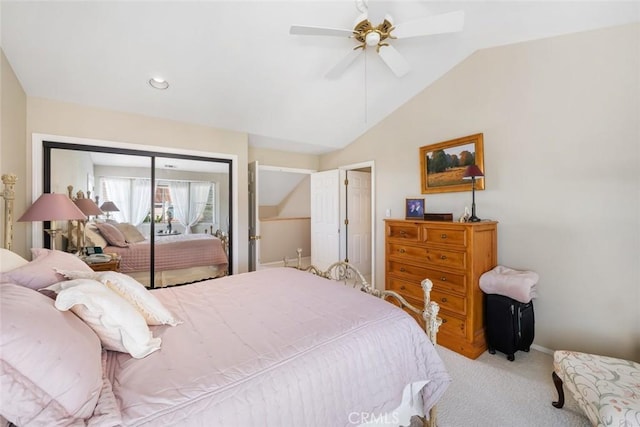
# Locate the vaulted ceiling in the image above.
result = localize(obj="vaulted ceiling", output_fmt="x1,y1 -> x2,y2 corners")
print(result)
2,1 -> 638,154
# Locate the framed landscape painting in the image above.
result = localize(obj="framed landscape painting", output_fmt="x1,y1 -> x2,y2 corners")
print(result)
420,133 -> 485,194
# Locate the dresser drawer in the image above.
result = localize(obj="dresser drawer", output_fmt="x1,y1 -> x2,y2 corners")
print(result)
424,268 -> 467,295
387,261 -> 430,281
431,289 -> 466,316
387,243 -> 427,261
439,311 -> 467,339
424,247 -> 466,270
387,277 -> 425,305
387,222 -> 420,242
422,225 -> 467,248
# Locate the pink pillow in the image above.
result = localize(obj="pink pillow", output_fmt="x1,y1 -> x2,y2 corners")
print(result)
0,248 -> 92,290
95,222 -> 128,248
0,283 -> 104,425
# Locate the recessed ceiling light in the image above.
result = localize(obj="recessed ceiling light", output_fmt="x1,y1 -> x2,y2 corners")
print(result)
149,77 -> 169,90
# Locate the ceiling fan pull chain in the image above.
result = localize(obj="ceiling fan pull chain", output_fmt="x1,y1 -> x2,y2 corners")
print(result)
364,49 -> 368,124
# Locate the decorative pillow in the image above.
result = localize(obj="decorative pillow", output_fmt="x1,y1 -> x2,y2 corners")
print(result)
0,248 -> 28,273
85,223 -> 109,248
95,222 -> 128,248
115,223 -> 146,244
45,279 -> 161,358
56,270 -> 180,326
0,283 -> 103,425
0,248 -> 92,290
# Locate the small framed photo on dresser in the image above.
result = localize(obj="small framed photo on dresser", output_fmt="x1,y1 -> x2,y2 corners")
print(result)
405,198 -> 425,219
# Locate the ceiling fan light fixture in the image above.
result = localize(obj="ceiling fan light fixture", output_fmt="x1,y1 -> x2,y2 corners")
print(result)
365,31 -> 380,46
149,77 -> 169,90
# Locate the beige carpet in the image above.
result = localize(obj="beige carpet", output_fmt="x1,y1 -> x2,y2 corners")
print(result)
434,346 -> 591,427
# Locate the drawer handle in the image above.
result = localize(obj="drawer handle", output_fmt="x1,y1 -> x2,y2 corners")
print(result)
442,319 -> 447,324
441,234 -> 447,239
399,248 -> 406,253
400,285 -> 406,290
400,267 -> 406,272
400,230 -> 406,235
440,255 -> 447,260
441,297 -> 448,303
440,276 -> 447,282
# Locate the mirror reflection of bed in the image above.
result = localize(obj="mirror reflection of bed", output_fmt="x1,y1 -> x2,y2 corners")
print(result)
48,145 -> 231,288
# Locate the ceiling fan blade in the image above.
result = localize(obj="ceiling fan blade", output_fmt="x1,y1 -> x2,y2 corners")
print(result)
290,25 -> 355,37
326,48 -> 363,79
377,45 -> 410,77
392,10 -> 464,39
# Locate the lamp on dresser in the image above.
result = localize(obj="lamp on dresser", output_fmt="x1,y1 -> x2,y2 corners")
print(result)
18,193 -> 86,250
462,165 -> 484,222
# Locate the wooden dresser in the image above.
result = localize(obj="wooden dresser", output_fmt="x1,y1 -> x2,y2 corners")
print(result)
384,219 -> 497,359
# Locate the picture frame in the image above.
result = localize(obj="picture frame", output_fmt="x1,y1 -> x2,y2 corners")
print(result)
420,133 -> 485,194
405,198 -> 425,219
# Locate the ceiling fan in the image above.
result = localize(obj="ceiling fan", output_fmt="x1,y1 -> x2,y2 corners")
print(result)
290,9 -> 464,78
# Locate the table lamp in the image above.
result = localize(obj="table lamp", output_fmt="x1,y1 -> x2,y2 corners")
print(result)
99,201 -> 119,219
18,193 -> 86,250
462,165 -> 484,222
74,197 -> 103,253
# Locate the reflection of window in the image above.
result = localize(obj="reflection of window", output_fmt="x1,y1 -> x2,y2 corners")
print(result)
157,181 -> 216,231
198,185 -> 216,225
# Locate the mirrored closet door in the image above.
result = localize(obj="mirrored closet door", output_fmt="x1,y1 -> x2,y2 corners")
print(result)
45,141 -> 233,288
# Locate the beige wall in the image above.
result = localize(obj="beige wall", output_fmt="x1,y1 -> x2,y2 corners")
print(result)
321,24 -> 640,361
278,175 -> 310,218
1,50 -> 28,257
259,218 -> 311,264
25,98 -> 250,272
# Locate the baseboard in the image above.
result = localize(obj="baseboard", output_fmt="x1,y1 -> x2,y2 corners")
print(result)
531,343 -> 554,355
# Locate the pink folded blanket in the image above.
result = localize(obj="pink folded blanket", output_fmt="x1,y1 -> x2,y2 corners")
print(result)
479,265 -> 539,303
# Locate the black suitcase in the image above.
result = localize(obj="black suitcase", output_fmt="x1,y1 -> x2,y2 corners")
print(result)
485,294 -> 535,361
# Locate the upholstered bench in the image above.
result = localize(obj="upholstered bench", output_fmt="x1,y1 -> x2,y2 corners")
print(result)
552,350 -> 640,426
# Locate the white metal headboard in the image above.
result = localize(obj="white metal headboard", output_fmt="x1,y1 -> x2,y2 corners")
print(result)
1,173 -> 17,250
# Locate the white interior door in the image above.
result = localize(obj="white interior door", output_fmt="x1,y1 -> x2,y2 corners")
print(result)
345,170 -> 372,276
248,161 -> 260,271
310,170 -> 340,270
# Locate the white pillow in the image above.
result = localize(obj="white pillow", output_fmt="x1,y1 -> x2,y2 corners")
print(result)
56,270 -> 181,326
45,279 -> 161,359
0,248 -> 29,273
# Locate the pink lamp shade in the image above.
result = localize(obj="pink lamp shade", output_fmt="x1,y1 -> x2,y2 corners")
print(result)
18,193 -> 87,222
99,201 -> 119,213
462,164 -> 484,179
75,198 -> 103,216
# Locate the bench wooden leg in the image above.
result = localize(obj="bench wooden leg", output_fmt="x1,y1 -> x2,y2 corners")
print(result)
552,371 -> 565,408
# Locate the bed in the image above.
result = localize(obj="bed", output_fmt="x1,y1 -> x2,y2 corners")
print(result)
0,174 -> 451,427
103,232 -> 228,287
65,186 -> 229,287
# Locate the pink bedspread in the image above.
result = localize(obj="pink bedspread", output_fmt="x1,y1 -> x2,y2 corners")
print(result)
105,234 -> 227,273
104,268 -> 451,426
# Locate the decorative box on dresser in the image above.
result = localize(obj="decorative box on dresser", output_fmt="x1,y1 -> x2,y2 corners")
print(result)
384,219 -> 498,359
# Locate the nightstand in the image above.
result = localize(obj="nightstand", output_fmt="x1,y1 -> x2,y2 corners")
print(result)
83,256 -> 121,272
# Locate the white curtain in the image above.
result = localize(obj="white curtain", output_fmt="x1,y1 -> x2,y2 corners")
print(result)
102,177 -> 130,223
130,179 -> 151,226
187,182 -> 211,234
168,181 -> 190,229
168,181 -> 211,234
